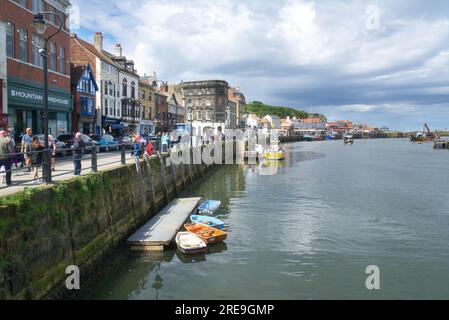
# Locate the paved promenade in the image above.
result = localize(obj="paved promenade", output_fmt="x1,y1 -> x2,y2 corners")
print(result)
0,151 -> 137,198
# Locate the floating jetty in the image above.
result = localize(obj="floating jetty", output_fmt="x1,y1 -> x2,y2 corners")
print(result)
127,197 -> 201,251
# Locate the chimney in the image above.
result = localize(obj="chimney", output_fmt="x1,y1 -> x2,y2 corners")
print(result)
93,32 -> 103,51
115,43 -> 122,57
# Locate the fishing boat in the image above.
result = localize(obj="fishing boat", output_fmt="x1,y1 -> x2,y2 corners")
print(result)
197,200 -> 221,214
184,223 -> 227,245
190,215 -> 225,230
175,232 -> 208,254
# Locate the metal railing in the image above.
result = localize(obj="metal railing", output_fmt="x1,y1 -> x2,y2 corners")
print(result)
0,142 -> 152,191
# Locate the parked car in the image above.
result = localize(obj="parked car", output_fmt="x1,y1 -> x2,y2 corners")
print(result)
117,136 -> 133,150
37,135 -> 70,157
56,134 -> 99,153
98,134 -> 119,152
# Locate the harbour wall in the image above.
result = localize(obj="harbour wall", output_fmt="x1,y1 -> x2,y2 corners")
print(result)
0,153 -> 215,300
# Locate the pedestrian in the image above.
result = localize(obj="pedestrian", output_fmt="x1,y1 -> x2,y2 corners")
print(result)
21,128 -> 32,172
161,132 -> 169,153
28,136 -> 44,184
48,135 -> 57,171
0,130 -> 14,186
72,132 -> 85,176
146,141 -> 153,157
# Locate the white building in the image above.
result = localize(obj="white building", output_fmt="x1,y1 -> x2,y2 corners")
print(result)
262,115 -> 281,129
246,113 -> 260,129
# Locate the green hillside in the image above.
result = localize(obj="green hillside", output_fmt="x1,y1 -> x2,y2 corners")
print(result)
246,101 -> 324,120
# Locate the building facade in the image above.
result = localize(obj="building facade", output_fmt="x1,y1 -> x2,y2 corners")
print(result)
226,99 -> 237,129
70,63 -> 98,134
228,87 -> 246,128
1,0 -> 72,139
138,78 -> 155,136
180,80 -> 228,134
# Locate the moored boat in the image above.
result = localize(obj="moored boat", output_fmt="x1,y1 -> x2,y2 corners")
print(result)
190,215 -> 225,230
264,151 -> 285,160
344,135 -> 354,144
197,200 -> 221,214
184,223 -> 228,245
175,232 -> 208,254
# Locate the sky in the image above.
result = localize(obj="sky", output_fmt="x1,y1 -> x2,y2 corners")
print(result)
70,0 -> 449,131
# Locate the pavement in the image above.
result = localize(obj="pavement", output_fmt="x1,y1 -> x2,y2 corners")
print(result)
0,150 -> 137,198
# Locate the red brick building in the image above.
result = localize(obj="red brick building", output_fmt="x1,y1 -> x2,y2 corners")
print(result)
0,0 -> 72,140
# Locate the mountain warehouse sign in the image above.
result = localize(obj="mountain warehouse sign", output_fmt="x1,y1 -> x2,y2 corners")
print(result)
8,85 -> 71,109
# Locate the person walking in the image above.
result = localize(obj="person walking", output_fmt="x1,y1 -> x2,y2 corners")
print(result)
0,130 -> 14,186
21,128 -> 32,172
48,135 -> 57,171
72,132 -> 85,176
28,136 -> 45,184
161,132 -> 169,153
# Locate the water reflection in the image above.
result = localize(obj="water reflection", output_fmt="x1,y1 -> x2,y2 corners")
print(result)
175,242 -> 228,264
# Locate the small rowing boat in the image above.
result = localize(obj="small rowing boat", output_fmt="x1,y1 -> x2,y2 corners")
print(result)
184,223 -> 227,245
175,232 -> 208,254
190,215 -> 225,230
197,200 -> 221,214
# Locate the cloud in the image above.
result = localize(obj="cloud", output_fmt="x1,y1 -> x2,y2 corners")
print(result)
71,0 -> 449,130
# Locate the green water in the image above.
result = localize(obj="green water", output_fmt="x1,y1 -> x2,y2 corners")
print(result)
79,139 -> 449,299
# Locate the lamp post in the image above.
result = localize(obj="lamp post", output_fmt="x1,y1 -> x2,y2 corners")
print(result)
33,12 -> 63,184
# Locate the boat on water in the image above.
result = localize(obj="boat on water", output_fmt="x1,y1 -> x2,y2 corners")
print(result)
175,232 -> 208,254
184,223 -> 228,245
344,135 -> 354,144
197,200 -> 221,214
303,134 -> 314,141
264,151 -> 285,160
190,215 -> 225,230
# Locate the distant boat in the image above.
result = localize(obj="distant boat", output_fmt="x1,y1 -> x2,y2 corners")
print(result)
190,215 -> 225,230
344,135 -> 354,144
197,200 -> 221,214
175,232 -> 208,254
184,223 -> 228,245
303,135 -> 314,141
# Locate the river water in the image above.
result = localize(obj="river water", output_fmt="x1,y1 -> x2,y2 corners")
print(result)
79,139 -> 449,300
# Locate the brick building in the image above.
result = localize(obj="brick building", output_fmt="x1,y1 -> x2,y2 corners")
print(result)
0,0 -> 72,139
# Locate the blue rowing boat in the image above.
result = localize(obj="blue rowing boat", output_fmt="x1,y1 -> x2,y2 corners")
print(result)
190,215 -> 225,230
197,200 -> 221,214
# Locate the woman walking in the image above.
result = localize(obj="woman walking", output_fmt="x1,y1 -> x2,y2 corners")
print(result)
28,136 -> 45,184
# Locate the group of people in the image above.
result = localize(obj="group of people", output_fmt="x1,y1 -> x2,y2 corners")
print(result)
0,128 -> 87,186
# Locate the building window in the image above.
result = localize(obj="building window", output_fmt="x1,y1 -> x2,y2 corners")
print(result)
206,99 -> 211,106
15,0 -> 27,8
32,0 -> 45,13
49,42 -> 56,71
6,22 -> 14,58
122,78 -> 128,97
59,13 -> 66,31
58,47 -> 66,73
48,6 -> 57,25
32,33 -> 44,66
206,110 -> 211,121
142,90 -> 145,100
131,81 -> 136,99
104,99 -> 108,115
19,29 -> 29,62
197,110 -> 202,121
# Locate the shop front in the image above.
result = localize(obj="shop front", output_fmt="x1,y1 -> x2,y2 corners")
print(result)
139,119 -> 154,136
7,79 -> 72,141
102,116 -> 124,137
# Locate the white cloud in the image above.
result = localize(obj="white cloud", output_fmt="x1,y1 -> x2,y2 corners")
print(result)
71,0 -> 449,129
